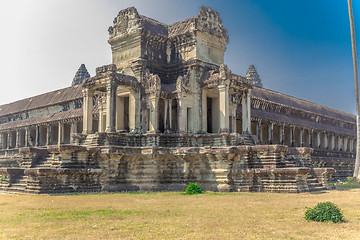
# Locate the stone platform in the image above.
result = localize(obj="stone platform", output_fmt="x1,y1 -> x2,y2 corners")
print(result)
0,133 -> 335,194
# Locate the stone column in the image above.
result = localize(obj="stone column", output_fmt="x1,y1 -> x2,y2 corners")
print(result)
25,127 -> 29,147
290,126 -> 295,147
46,125 -> 51,145
164,99 -> 168,131
35,126 -> 39,147
105,82 -> 117,133
58,122 -> 64,145
218,85 -> 230,133
115,96 -> 124,131
268,122 -> 274,144
344,136 -> 349,152
70,121 -> 78,144
149,94 -> 159,133
15,129 -> 20,148
98,100 -> 104,133
202,89 -> 207,132
317,132 -> 321,149
255,121 -> 261,139
280,124 -> 284,145
169,99 -> 173,131
324,132 -> 328,150
83,88 -> 94,134
178,97 -> 187,133
242,89 -> 252,134
129,93 -> 136,131
0,132 -> 4,149
257,121 -> 262,143
309,129 -> 313,148
300,128 -> 304,147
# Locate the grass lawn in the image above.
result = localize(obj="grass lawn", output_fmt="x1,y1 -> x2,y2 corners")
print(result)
1,189 -> 360,239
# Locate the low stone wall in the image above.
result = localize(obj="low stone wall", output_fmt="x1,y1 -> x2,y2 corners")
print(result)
0,144 -> 335,194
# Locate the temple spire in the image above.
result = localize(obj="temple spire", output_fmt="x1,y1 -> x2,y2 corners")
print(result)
246,65 -> 262,87
72,64 -> 90,86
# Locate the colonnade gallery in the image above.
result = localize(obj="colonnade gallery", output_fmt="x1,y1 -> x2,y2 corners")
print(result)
0,7 -> 355,193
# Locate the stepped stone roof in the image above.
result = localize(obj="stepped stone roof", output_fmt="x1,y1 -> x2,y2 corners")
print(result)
72,64 -> 90,86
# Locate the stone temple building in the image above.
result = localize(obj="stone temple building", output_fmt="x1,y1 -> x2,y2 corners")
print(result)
0,7 -> 356,193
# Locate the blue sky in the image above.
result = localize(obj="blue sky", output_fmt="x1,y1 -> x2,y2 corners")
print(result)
0,0 -> 359,114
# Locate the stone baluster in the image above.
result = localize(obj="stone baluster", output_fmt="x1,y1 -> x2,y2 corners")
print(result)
257,120 -> 262,143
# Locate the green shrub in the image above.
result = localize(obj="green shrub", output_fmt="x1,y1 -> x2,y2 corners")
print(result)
184,182 -> 203,195
305,202 -> 344,223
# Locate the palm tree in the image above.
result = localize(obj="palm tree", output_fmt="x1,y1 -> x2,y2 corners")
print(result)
347,0 -> 360,179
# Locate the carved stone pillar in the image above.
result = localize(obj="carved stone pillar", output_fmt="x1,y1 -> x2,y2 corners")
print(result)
344,136 -> 348,152
25,127 -> 29,147
83,88 -> 94,134
105,82 -> 117,133
149,94 -> 159,133
169,99 -> 173,131
164,99 -> 168,131
70,121 -> 78,144
280,124 -> 284,145
46,125 -> 51,146
15,129 -> 20,148
218,85 -> 230,133
317,132 -> 321,149
115,96 -> 124,132
0,132 -> 4,149
129,91 -> 138,132
242,89 -> 251,134
290,126 -> 295,147
98,99 -> 104,133
257,121 -> 262,143
268,122 -> 274,144
231,95 -> 240,134
58,122 -> 64,145
324,132 -> 328,150
178,97 -> 187,133
309,129 -> 313,148
202,89 -> 207,132
35,126 -> 39,147
299,128 -> 304,147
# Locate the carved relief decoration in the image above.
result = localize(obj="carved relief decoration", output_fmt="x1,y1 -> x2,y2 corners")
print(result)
176,72 -> 191,93
108,7 -> 144,39
197,6 -> 229,42
143,69 -> 161,93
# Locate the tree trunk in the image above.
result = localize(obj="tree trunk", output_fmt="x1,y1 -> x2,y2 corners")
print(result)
348,0 -> 360,179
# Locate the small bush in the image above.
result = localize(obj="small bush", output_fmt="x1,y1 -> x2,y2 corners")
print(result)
305,202 -> 344,223
184,182 -> 203,195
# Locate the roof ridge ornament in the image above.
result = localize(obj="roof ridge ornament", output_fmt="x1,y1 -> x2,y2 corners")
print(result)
246,65 -> 262,87
72,64 -> 90,86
